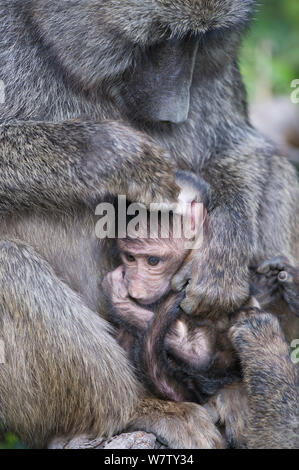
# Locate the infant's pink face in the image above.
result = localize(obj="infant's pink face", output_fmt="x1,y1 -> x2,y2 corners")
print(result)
117,237 -> 188,305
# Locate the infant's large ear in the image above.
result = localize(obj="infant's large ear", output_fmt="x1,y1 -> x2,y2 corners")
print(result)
175,171 -> 211,210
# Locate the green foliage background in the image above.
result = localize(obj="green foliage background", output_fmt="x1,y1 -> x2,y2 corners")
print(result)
1,0 -> 298,450
240,0 -> 299,101
0,431 -> 26,450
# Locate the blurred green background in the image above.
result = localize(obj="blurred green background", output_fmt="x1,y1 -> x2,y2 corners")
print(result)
240,0 -> 299,167
1,0 -> 298,450
241,0 -> 299,102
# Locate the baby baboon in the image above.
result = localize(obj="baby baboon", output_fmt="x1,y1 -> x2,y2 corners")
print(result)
103,175 -> 299,448
105,241 -> 299,447
103,172 -> 239,401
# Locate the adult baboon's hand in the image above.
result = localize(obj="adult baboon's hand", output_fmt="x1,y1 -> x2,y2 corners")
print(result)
129,398 -> 226,449
83,121 -> 180,206
171,244 -> 250,316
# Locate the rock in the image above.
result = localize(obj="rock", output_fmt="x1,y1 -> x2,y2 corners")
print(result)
48,432 -> 166,449
101,432 -> 159,449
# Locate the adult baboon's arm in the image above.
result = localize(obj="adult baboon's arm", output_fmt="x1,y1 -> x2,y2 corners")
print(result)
172,144 -> 297,315
230,308 -> 299,449
172,153 -> 257,314
0,120 -> 178,213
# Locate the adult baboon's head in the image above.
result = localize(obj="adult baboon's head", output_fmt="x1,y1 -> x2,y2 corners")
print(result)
30,0 -> 256,123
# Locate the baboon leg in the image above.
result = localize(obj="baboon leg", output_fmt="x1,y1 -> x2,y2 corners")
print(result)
230,308 -> 299,449
0,239 -> 141,447
0,239 -> 223,449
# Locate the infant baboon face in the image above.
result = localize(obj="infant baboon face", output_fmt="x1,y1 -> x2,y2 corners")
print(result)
117,172 -> 209,305
117,237 -> 187,305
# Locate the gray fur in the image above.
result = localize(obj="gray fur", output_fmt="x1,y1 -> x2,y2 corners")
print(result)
0,0 -> 297,448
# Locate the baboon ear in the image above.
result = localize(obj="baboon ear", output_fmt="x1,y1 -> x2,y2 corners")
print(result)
189,199 -> 207,236
174,170 -> 209,237
175,171 -> 211,210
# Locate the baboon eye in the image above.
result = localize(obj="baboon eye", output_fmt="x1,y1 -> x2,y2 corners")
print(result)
125,253 -> 135,263
148,256 -> 160,266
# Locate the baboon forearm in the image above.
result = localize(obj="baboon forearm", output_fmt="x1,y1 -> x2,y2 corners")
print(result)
192,204 -> 252,310
244,356 -> 299,448
0,120 -> 176,213
193,160 -> 258,308
0,121 -> 112,211
206,205 -> 253,267
202,157 -> 257,263
231,312 -> 299,448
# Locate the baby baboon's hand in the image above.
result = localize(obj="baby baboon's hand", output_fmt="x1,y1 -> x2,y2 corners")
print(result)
102,265 -> 128,304
257,256 -> 299,316
102,266 -> 153,332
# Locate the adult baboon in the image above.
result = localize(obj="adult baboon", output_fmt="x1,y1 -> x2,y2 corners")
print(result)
0,0 -> 298,448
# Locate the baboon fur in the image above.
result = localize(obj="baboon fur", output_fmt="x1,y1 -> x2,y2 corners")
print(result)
0,0 -> 298,448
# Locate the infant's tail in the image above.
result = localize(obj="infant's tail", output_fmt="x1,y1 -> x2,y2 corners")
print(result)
136,291 -> 186,402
